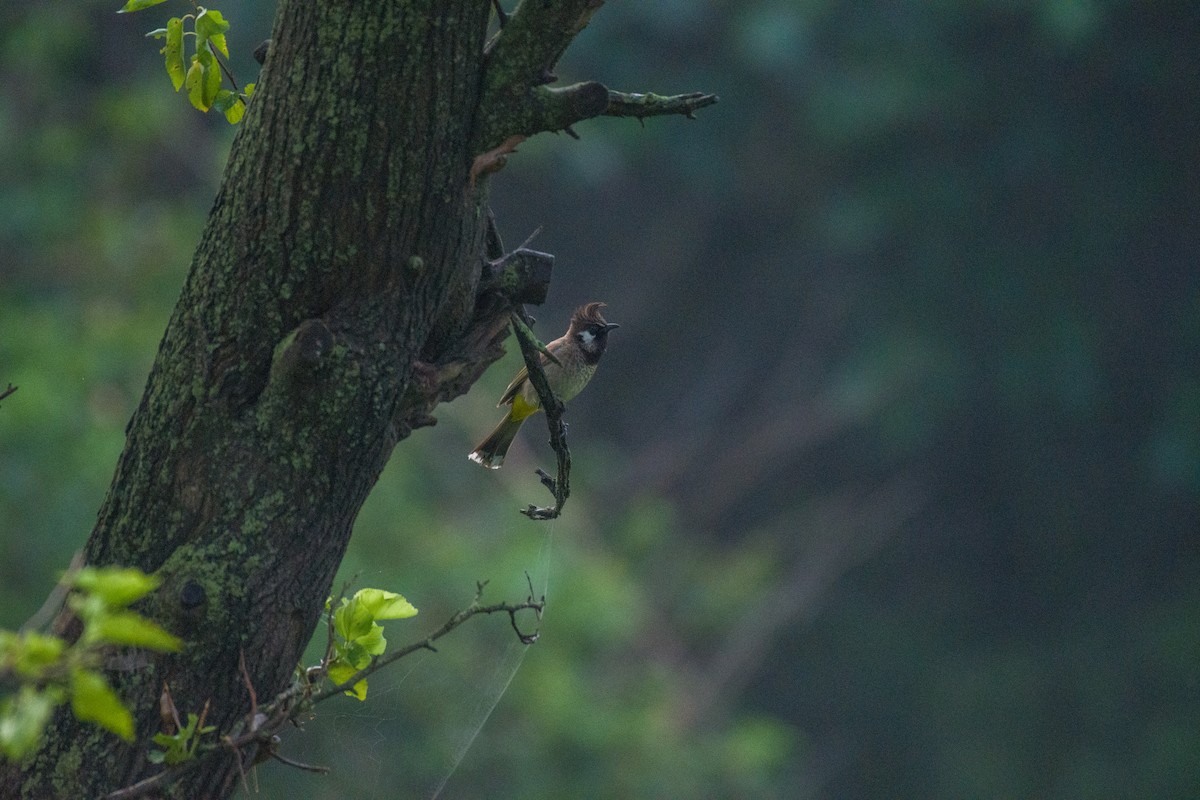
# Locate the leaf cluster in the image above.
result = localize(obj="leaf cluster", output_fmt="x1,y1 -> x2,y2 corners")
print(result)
324,589 -> 419,701
149,711 -> 216,765
0,567 -> 182,761
121,0 -> 255,123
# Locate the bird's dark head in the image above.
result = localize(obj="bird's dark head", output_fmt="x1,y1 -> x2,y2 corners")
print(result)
569,301 -> 619,358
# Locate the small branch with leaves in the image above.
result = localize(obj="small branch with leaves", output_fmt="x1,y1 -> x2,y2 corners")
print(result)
312,578 -> 544,703
509,312 -> 571,520
101,581 -> 544,800
0,565 -> 183,763
119,0 -> 256,124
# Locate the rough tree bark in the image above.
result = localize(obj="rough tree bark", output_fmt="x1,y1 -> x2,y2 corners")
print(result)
1,1 -> 712,798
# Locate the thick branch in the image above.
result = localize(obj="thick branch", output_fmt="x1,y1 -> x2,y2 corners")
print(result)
474,0 -> 604,151
484,0 -> 604,84
472,1 -> 717,154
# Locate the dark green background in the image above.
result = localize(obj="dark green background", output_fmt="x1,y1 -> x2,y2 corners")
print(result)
2,1 -> 1197,797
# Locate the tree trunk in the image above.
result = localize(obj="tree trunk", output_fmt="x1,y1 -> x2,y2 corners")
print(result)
6,1 -> 511,797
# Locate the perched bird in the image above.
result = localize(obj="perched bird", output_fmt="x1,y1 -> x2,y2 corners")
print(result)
469,302 -> 619,469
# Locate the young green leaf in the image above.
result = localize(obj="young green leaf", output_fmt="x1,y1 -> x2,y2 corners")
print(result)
4,631 -> 66,678
212,90 -> 245,124
117,0 -> 169,13
0,687 -> 59,761
87,611 -> 183,652
360,624 -> 388,657
163,17 -> 186,92
73,566 -> 160,608
243,82 -> 255,98
327,662 -> 368,701
195,9 -> 231,58
333,598 -> 373,642
212,89 -> 244,124
150,712 -> 215,764
70,669 -> 134,741
186,51 -> 222,112
184,55 -> 204,93
203,49 -> 223,110
355,588 -> 419,621
213,89 -> 237,112
222,98 -> 246,124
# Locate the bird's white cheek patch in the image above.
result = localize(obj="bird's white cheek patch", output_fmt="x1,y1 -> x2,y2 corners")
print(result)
578,330 -> 595,346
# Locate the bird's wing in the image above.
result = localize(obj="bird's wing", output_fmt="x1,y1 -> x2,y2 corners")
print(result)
497,365 -> 529,407
496,340 -> 561,407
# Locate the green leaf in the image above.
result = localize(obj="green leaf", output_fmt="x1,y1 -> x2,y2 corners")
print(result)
333,597 -> 373,642
213,90 -> 245,124
195,8 -> 231,35
8,632 -> 66,678
145,27 -> 168,39
0,687 -> 59,761
355,588 -> 418,621
150,712 -> 215,764
243,82 -> 255,98
195,9 -> 231,57
336,638 -> 372,670
164,17 -> 185,92
222,98 -> 246,124
184,50 -> 223,113
117,0 -> 169,12
68,593 -> 108,624
87,611 -> 183,652
203,49 -> 223,110
70,669 -> 134,741
327,662 -> 368,701
212,89 -> 236,111
357,623 -> 387,656
184,55 -> 203,89
73,567 -> 160,607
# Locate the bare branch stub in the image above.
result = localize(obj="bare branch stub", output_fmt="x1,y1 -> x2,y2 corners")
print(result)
509,311 -> 571,520
605,90 -> 719,120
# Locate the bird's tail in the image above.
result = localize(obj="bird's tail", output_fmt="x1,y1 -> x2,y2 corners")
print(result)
468,413 -> 525,469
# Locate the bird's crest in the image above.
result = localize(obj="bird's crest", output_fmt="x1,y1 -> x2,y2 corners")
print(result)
570,302 -> 609,331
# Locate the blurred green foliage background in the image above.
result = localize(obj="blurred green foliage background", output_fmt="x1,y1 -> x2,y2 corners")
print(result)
2,1 -> 1197,797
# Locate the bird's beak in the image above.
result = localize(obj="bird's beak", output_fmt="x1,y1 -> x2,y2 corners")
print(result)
604,323 -> 620,331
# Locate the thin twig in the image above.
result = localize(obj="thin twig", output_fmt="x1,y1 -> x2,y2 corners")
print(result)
0,383 -> 17,405
270,751 -> 330,774
208,42 -> 239,92
509,312 -> 571,519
